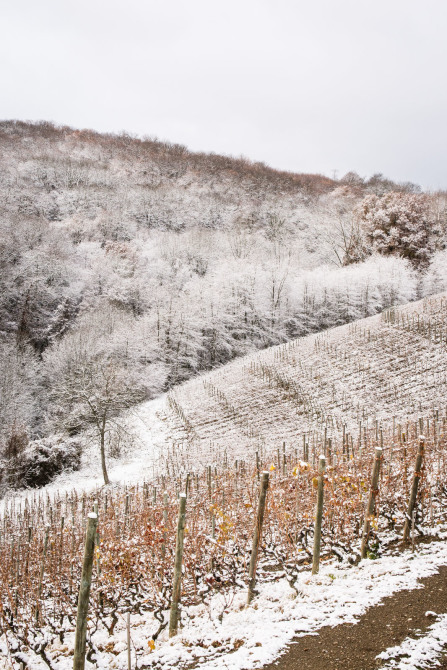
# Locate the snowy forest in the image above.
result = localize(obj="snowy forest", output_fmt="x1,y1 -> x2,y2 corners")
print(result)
1,119 -> 447,492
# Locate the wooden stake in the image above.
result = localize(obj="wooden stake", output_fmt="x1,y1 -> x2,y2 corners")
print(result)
312,456 -> 326,575
127,612 -> 131,670
403,437 -> 425,542
360,448 -> 382,559
411,510 -> 416,552
169,494 -> 187,637
247,472 -> 269,604
73,513 -> 98,670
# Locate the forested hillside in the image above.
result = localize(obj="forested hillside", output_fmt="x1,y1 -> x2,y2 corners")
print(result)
1,120 -> 446,490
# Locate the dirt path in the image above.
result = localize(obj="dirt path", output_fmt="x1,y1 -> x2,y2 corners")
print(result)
262,565 -> 447,670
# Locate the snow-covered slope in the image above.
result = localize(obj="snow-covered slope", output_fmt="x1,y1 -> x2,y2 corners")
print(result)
157,292 -> 447,471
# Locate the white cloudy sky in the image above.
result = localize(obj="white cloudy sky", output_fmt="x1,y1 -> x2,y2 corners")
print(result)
1,0 -> 447,188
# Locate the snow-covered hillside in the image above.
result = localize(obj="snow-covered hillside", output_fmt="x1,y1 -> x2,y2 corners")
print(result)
2,120 -> 447,465
159,292 -> 447,470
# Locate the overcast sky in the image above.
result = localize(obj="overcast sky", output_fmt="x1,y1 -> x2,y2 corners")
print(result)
1,0 -> 447,189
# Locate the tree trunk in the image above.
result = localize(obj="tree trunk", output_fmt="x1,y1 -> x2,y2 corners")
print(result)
100,416 -> 110,485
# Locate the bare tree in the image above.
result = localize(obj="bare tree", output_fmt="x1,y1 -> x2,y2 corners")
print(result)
49,357 -> 144,484
43,312 -> 153,485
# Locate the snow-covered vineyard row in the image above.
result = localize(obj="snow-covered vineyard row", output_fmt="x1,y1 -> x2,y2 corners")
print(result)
1,419 -> 447,669
159,293 -> 447,472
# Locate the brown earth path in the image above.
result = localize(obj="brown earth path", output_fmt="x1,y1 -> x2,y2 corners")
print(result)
262,565 -> 447,670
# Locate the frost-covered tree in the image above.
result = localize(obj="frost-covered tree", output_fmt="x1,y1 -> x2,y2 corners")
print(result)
422,249 -> 447,295
0,342 -> 40,439
356,192 -> 440,267
49,356 -> 142,484
320,189 -> 368,266
287,255 -> 417,336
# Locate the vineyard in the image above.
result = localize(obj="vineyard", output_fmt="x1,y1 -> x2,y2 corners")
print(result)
160,293 -> 447,473
1,293 -> 447,669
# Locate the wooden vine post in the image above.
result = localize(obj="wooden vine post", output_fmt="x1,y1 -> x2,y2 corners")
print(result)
127,612 -> 131,670
36,524 -> 50,623
360,448 -> 383,559
73,513 -> 98,670
403,437 -> 425,542
162,492 -> 168,558
169,493 -> 187,637
312,455 -> 326,575
247,471 -> 270,604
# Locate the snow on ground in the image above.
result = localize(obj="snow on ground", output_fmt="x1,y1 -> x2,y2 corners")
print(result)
378,613 -> 447,669
126,539 -> 447,670
4,538 -> 447,670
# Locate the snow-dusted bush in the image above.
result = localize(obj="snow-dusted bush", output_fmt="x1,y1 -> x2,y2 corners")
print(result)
0,434 -> 82,491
